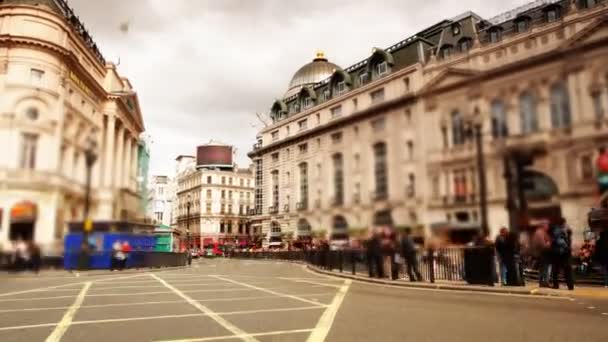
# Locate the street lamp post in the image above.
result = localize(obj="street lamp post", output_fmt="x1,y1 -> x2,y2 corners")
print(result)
78,133 -> 98,270
186,194 -> 191,251
466,111 -> 489,238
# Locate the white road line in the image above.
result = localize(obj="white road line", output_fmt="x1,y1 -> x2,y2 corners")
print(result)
45,282 -> 91,342
588,306 -> 596,309
150,274 -> 260,342
0,300 -> 191,314
602,312 -> 608,316
0,295 -> 81,302
154,328 -> 314,342
306,280 -> 351,342
212,276 -> 327,307
278,278 -> 341,289
0,322 -> 57,332
89,285 -> 167,290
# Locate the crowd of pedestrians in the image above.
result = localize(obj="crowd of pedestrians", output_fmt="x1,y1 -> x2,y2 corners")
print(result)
2,239 -> 41,273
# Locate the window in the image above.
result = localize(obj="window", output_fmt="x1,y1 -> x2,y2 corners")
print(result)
520,92 -> 539,134
158,187 -> 164,196
240,178 -> 244,187
303,97 -> 313,109
406,141 -> 414,161
286,125 -> 291,136
453,169 -> 468,203
331,132 -> 343,144
452,23 -> 461,36
354,153 -> 360,171
550,83 -> 571,129
440,45 -> 453,59
255,160 -> 263,214
581,155 -> 594,180
292,102 -> 300,113
285,148 -> 290,160
228,204 -> 233,214
359,71 -> 369,85
227,222 -> 232,234
20,133 -> 38,169
371,117 -> 385,132
228,191 -> 233,199
330,105 -> 342,119
370,88 -> 385,104
221,176 -> 226,185
404,109 -> 412,124
404,77 -> 410,92
298,143 -> 308,154
592,92 -> 604,121
298,119 -> 308,131
316,113 -> 321,125
207,176 -> 212,184
407,173 -> 416,198
431,176 -> 440,199
271,130 -> 279,142
335,81 -> 346,95
206,202 -> 212,213
229,177 -> 233,185
376,61 -> 388,76
299,163 -> 309,209
221,190 -> 226,199
317,138 -> 321,149
323,89 -> 331,101
207,190 -> 212,199
515,17 -> 530,33
458,38 -> 472,53
271,170 -> 279,209
491,100 -> 509,139
545,7 -> 560,23
580,0 -> 598,10
25,107 -> 39,121
271,152 -> 279,162
247,192 -> 251,200
373,142 -> 388,200
489,28 -> 502,43
451,110 -> 466,146
220,204 -> 225,214
353,98 -> 358,110
333,154 -> 344,206
30,69 -> 44,85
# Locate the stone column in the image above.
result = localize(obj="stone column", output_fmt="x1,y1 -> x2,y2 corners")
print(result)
124,134 -> 132,189
114,123 -> 125,189
104,115 -> 116,187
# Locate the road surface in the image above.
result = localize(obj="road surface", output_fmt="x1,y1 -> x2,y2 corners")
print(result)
0,259 -> 606,342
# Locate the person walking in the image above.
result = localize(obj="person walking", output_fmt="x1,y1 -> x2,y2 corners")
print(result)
532,222 -> 552,287
550,218 -> 574,290
505,230 -> 522,286
400,228 -> 423,282
366,229 -> 383,278
594,230 -> 608,288
495,227 -> 509,285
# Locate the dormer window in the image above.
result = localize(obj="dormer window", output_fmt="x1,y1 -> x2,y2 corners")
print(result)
335,81 -> 346,95
439,45 -> 453,59
292,102 -> 300,113
303,97 -> 313,109
458,38 -> 473,53
545,6 -> 560,23
452,23 -> 461,36
359,71 -> 369,85
377,61 -> 388,76
323,88 -> 331,101
515,17 -> 530,33
579,0 -> 598,10
489,27 -> 502,43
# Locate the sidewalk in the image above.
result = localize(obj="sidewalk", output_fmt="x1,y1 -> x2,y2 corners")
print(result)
307,264 -> 608,299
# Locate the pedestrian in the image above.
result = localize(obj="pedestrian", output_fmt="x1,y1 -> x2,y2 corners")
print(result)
13,239 -> 30,272
532,222 -> 552,287
494,227 -> 509,286
549,218 -> 574,290
27,241 -> 41,274
505,230 -> 523,286
366,229 -> 383,278
594,230 -> 608,288
111,240 -> 124,271
400,228 -> 423,282
121,241 -> 132,269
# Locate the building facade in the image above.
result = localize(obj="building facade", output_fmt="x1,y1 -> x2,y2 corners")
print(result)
0,0 -> 146,252
249,0 -> 608,245
148,175 -> 174,227
173,151 -> 256,248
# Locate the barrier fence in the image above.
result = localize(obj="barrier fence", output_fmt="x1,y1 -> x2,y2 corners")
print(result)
230,247 -> 498,285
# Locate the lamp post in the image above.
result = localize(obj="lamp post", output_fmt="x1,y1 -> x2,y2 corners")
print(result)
186,194 -> 191,251
78,132 -> 98,270
466,110 -> 489,238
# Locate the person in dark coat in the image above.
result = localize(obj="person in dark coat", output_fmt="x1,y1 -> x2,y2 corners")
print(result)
400,228 -> 422,282
595,230 -> 608,288
504,231 -> 522,286
366,229 -> 383,278
549,218 -> 574,290
494,227 -> 509,285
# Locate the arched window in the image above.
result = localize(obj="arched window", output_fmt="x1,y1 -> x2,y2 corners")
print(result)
439,45 -> 454,59
373,142 -> 388,200
333,154 -> 344,206
550,83 -> 571,129
270,101 -> 287,122
358,70 -> 369,86
332,216 -> 349,240
491,100 -> 509,139
451,110 -> 466,146
299,163 -> 308,210
458,38 -> 473,53
330,69 -> 352,97
367,48 -> 394,80
520,91 -> 539,134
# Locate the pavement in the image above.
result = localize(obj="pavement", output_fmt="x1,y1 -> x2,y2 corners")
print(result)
0,259 -> 606,342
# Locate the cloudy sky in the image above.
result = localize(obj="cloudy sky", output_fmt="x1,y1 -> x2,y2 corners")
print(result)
69,0 -> 529,176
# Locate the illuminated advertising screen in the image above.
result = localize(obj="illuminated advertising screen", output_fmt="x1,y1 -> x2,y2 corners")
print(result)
197,145 -> 233,167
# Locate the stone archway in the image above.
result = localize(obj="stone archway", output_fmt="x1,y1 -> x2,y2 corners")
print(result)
9,201 -> 37,241
297,218 -> 312,240
521,169 -> 562,226
331,215 -> 349,240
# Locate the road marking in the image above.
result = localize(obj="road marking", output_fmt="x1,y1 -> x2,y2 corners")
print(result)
150,274 -> 260,342
213,276 -> 326,307
0,295 -> 83,302
278,277 -> 341,288
602,313 -> 608,316
89,284 -> 168,290
0,300 -> 191,313
45,282 -> 91,342
0,322 -> 57,332
588,306 -> 596,309
306,280 -> 351,342
155,328 -> 314,342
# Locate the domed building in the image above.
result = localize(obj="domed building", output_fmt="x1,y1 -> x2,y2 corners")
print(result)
283,51 -> 341,99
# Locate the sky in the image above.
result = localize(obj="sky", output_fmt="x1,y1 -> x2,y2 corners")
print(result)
69,0 -> 530,176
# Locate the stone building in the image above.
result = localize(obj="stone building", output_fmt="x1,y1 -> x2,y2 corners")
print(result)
248,0 -> 608,245
0,0 -> 146,252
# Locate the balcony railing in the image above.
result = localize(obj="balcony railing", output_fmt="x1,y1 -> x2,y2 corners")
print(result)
296,202 -> 308,211
253,142 -> 262,150
371,190 -> 388,201
268,206 -> 279,215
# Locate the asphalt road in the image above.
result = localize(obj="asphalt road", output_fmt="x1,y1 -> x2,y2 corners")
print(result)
0,259 -> 606,342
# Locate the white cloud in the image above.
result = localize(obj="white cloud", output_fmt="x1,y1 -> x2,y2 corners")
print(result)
69,0 -> 528,176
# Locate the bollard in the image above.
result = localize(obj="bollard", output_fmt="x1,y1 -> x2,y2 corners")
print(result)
339,251 -> 343,273
351,250 -> 356,275
428,248 -> 435,284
